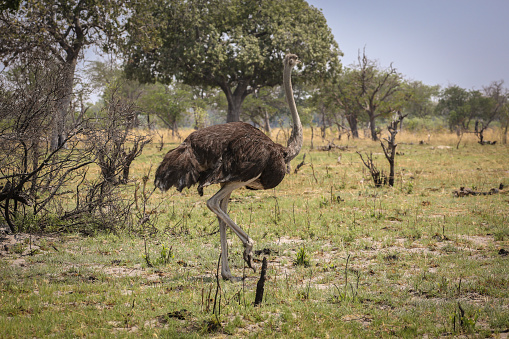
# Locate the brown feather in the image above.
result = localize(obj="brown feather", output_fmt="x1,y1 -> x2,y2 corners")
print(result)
154,122 -> 288,196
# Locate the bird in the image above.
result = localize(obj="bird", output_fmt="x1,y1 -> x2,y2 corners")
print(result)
154,54 -> 303,280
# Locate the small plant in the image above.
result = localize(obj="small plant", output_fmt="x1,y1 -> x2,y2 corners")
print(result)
143,241 -> 174,267
322,262 -> 336,272
319,195 -> 329,208
342,231 -> 356,245
405,182 -> 414,194
294,246 -> 311,267
11,243 -> 26,254
437,276 -> 449,294
404,227 -> 422,240
441,243 -> 458,253
200,317 -> 222,334
451,302 -> 479,334
494,228 -> 509,241
154,244 -> 174,266
224,316 -> 244,335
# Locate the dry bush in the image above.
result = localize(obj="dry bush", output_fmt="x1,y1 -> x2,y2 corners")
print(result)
0,57 -> 150,234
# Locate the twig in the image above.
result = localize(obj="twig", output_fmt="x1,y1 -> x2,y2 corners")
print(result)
309,160 -> 318,184
143,237 -> 153,267
212,253 -> 221,318
344,254 -> 351,294
294,154 -> 307,174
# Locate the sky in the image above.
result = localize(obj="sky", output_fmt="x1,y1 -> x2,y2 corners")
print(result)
307,0 -> 509,90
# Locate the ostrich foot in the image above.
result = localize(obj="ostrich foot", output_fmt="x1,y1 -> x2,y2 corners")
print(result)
221,274 -> 243,282
243,240 -> 256,272
221,265 -> 244,282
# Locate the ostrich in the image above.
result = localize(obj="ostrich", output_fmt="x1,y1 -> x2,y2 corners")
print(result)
154,54 -> 303,280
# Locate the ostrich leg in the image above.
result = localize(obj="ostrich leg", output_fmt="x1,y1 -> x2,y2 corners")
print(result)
207,180 -> 258,280
218,188 -> 233,280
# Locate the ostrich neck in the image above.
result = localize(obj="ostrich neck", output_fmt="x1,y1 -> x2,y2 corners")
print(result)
284,64 -> 303,163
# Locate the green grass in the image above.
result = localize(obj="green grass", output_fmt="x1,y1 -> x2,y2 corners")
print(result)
1,128 -> 508,337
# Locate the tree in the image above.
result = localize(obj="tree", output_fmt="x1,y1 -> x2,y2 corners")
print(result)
0,55 -> 149,233
476,80 -> 507,143
124,0 -> 341,123
401,81 -> 439,119
436,82 -> 507,142
138,82 -> 194,135
319,69 -> 363,138
241,87 -> 283,135
500,101 -> 509,144
435,85 -> 471,132
351,51 -> 404,141
0,0 -> 127,149
86,60 -> 187,130
0,56 -> 94,232
316,50 -> 404,141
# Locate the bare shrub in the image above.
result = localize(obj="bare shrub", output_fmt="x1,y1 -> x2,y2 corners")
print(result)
89,87 -> 151,186
0,57 -> 94,232
0,56 -> 150,234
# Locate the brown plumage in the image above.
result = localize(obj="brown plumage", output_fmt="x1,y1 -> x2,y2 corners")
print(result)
154,122 -> 288,195
154,54 -> 302,280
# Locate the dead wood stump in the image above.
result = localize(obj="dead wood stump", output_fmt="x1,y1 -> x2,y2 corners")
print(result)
254,257 -> 268,306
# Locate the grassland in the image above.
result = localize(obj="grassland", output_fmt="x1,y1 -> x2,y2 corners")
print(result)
1,128 -> 508,338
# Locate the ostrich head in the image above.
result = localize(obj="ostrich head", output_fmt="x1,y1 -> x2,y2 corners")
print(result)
284,53 -> 300,69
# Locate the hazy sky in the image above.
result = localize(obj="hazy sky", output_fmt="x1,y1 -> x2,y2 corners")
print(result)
307,0 -> 509,90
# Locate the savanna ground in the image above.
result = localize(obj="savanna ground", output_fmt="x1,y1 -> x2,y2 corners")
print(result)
1,127 -> 508,338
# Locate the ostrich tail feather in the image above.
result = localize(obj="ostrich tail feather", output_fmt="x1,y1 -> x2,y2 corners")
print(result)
154,144 -> 200,192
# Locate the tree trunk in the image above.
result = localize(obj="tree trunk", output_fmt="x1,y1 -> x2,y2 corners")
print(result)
223,80 -> 250,123
172,120 -> 180,138
336,123 -> 342,140
226,97 -> 242,122
263,108 -> 271,136
51,60 -> 77,150
369,113 -> 378,141
346,113 -> 359,138
380,112 -> 406,187
320,105 -> 327,139
310,124 -> 314,149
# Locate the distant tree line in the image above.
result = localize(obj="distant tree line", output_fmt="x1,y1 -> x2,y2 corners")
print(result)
2,0 -> 507,145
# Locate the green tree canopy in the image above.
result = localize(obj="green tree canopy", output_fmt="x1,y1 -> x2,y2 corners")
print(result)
435,85 -> 470,131
138,82 -> 194,135
401,81 -> 440,119
435,83 -> 507,136
0,0 -> 128,149
124,0 -> 341,123
85,60 -> 196,133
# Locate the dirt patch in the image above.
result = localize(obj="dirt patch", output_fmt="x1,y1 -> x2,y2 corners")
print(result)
0,227 -> 61,262
91,264 -> 145,277
457,235 -> 492,248
276,236 -> 305,245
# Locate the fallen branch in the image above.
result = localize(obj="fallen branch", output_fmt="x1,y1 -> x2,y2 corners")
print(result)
453,184 -> 503,197
316,141 -> 349,151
